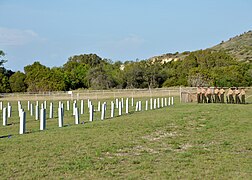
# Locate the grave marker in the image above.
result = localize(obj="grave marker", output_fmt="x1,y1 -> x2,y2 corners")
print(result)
81,100 -> 84,114
154,99 -> 157,109
19,110 -> 26,134
89,105 -> 94,122
111,101 -> 114,118
118,101 -> 122,116
67,100 -> 70,111
74,107 -> 79,124
30,103 -> 33,116
58,107 -> 64,127
135,101 -> 139,112
28,101 -> 30,111
101,103 -> 106,120
150,98 -> 153,110
126,98 -> 129,114
40,108 -> 46,130
3,107 -> 7,126
7,103 -> 12,118
35,105 -> 39,120
97,101 -> 101,112
49,102 -> 53,119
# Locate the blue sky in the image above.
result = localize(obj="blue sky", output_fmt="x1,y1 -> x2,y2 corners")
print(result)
0,0 -> 251,71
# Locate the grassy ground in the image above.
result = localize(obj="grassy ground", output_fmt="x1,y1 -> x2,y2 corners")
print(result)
0,99 -> 251,179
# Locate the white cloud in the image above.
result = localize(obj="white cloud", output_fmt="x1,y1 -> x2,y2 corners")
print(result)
0,27 -> 41,46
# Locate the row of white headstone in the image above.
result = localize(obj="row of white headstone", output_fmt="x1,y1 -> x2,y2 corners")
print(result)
0,97 -> 174,135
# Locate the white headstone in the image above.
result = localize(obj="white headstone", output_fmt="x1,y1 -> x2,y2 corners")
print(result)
101,103 -> 106,120
0,101 -> 2,110
49,102 -> 53,119
80,100 -> 84,114
171,97 -> 174,105
97,101 -> 101,112
40,108 -> 46,130
139,101 -> 142,111
41,103 -> 44,110
74,107 -> 79,125
118,101 -> 122,116
88,100 -> 92,110
18,101 -> 21,111
3,107 -> 7,126
154,99 -> 157,109
150,98 -> 153,110
161,98 -> 164,108
89,105 -> 93,122
87,99 -> 90,109
19,111 -> 26,134
73,101 -> 76,116
67,100 -> 70,111
116,99 -> 119,109
168,97 -> 171,106
157,98 -> 160,109
131,97 -> 134,107
19,107 -> 23,118
111,101 -> 114,118
44,101 -> 47,109
28,101 -> 30,111
145,100 -> 148,111
126,98 -> 129,114
135,101 -> 139,112
61,103 -> 64,117
7,103 -> 12,118
165,98 -> 167,106
121,98 -> 124,108
30,103 -> 33,116
35,105 -> 39,120
58,107 -> 63,127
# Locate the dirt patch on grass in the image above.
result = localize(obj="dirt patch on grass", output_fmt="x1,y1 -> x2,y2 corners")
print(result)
174,143 -> 193,152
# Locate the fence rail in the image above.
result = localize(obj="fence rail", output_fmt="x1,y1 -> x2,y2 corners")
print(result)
1,87 -> 251,103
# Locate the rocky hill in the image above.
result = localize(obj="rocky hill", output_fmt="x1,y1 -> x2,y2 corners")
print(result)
149,30 -> 252,63
210,30 -> 252,62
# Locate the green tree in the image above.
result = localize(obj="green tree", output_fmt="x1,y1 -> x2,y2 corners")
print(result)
0,50 -> 7,66
24,62 -> 66,92
85,64 -> 116,89
9,71 -> 27,92
63,54 -> 106,89
0,73 -> 11,93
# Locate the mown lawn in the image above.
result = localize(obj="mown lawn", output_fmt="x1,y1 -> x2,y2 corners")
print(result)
0,100 -> 251,179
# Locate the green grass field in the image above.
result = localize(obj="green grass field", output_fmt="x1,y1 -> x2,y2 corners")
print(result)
0,98 -> 251,179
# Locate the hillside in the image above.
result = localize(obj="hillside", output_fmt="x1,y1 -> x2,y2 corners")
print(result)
210,30 -> 252,62
150,30 -> 252,63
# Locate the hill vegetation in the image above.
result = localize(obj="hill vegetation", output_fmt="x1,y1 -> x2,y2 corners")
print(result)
210,30 -> 252,62
0,31 -> 252,92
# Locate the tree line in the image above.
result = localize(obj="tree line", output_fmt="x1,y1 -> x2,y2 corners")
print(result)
0,49 -> 251,93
